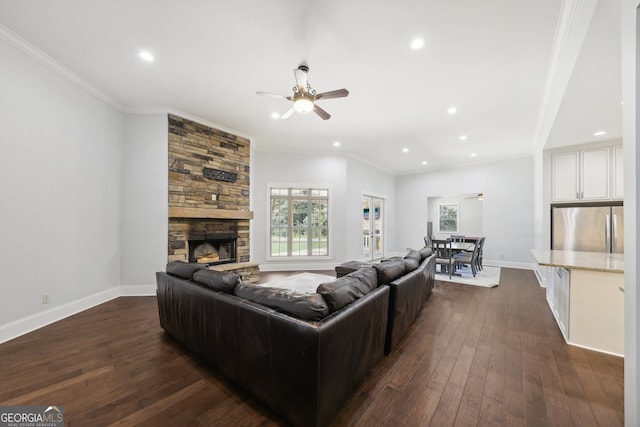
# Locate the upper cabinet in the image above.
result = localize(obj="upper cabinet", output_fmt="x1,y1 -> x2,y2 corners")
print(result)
551,146 -> 621,202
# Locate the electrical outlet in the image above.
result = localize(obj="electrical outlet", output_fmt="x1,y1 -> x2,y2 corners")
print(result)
42,293 -> 50,304
211,194 -> 217,201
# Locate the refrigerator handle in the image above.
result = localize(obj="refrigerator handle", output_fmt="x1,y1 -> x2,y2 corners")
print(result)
612,213 -> 618,253
605,214 -> 611,253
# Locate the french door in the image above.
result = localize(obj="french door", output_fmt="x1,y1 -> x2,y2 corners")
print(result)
362,195 -> 384,260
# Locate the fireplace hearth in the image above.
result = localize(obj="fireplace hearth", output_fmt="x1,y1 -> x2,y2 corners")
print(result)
188,232 -> 237,266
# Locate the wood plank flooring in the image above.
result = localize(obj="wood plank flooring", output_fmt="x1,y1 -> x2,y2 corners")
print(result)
0,268 -> 623,426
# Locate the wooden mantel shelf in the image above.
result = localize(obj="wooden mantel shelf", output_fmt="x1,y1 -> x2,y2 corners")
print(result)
169,207 -> 254,220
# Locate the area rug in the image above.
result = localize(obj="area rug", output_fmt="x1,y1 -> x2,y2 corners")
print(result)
436,265 -> 501,288
262,272 -> 335,294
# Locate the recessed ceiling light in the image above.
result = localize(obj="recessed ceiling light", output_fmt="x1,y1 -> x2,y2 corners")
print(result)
333,141 -> 341,147
139,51 -> 155,62
447,106 -> 457,114
594,130 -> 607,136
421,161 -> 428,165
459,135 -> 468,140
411,38 -> 425,50
470,153 -> 477,157
402,148 -> 409,153
271,112 -> 280,119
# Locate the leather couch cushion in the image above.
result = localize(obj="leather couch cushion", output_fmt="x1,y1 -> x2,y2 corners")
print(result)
419,246 -> 433,261
335,260 -> 371,278
405,249 -> 422,262
234,283 -> 329,321
403,250 -> 421,272
402,258 -> 420,273
317,267 -> 378,312
193,269 -> 240,293
373,260 -> 406,286
166,261 -> 207,279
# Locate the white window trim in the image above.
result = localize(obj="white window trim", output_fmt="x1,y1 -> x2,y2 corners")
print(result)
265,182 -> 334,261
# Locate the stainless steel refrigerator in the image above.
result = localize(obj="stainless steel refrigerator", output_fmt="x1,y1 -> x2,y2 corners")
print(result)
551,204 -> 624,253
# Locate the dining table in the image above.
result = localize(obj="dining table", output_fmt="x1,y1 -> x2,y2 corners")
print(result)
449,241 -> 475,252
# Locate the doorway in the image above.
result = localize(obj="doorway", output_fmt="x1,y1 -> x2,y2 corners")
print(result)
362,195 -> 384,260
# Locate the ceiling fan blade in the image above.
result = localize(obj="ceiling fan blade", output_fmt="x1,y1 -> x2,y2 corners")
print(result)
294,68 -> 308,90
280,108 -> 295,120
313,104 -> 331,120
315,88 -> 349,100
256,91 -> 288,99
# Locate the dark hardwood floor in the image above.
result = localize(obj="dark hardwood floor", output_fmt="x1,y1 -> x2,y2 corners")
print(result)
0,268 -> 623,426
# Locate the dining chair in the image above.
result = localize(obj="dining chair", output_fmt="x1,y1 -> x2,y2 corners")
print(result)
474,237 -> 486,271
423,235 -> 432,248
453,240 -> 481,276
432,239 -> 456,278
450,234 -> 466,242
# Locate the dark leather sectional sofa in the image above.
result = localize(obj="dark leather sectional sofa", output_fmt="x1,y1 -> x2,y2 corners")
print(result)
155,246 -> 435,427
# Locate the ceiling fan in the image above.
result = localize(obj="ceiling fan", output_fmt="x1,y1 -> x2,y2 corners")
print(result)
257,65 -> 349,120
464,193 -> 484,200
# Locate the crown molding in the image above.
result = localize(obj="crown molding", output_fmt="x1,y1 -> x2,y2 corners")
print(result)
0,24 -> 123,111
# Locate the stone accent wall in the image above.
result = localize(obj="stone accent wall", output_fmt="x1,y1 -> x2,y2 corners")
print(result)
168,115 -> 250,210
167,115 -> 251,264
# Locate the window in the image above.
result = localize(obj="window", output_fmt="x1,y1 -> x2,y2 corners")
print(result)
438,203 -> 459,233
270,187 -> 329,257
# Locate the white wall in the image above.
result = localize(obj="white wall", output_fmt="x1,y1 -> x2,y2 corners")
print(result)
251,151 -> 396,269
120,114 -> 168,287
344,157 -> 397,259
0,36 -> 124,325
427,195 -> 483,240
396,156 -> 535,268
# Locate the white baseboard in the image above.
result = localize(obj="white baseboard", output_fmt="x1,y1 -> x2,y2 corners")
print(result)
484,259 -> 535,271
0,284 -> 156,344
119,284 -> 156,296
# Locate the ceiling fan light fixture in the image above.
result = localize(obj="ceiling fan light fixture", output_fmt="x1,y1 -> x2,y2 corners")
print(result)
293,93 -> 314,113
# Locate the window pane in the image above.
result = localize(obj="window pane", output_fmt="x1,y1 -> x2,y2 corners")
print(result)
269,186 -> 329,257
275,188 -> 290,196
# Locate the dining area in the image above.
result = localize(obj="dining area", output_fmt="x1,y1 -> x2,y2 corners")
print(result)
426,235 -> 486,279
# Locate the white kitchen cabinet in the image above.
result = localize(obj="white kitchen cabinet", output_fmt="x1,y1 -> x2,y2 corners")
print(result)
612,145 -> 624,199
533,249 -> 625,356
546,266 -> 569,341
551,146 -> 610,202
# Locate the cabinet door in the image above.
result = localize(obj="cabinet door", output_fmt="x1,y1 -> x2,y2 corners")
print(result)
552,151 -> 579,201
580,147 -> 610,200
555,268 -> 570,340
546,267 -> 556,312
612,145 -> 623,199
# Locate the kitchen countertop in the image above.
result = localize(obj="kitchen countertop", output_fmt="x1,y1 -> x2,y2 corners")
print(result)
530,249 -> 624,273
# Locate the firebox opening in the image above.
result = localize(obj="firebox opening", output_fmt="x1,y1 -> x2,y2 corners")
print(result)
188,233 -> 237,266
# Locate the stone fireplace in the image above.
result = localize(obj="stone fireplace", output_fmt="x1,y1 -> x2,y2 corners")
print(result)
167,114 -> 258,282
188,231 -> 237,265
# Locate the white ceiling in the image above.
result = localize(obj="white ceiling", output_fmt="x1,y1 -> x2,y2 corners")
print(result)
0,0 -> 622,174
